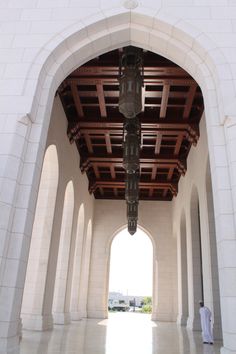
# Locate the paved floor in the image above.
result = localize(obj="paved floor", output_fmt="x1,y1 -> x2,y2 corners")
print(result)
19,313 -> 222,354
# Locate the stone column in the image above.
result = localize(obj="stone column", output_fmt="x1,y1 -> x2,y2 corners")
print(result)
151,257 -> 158,321
0,115 -> 44,351
219,119 -> 236,354
87,225 -> 108,319
185,199 -> 202,332
177,214 -> 189,326
78,221 -> 93,319
52,182 -> 74,325
21,183 -> 64,331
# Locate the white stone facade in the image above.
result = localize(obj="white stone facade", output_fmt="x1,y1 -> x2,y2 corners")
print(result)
0,1 -> 236,353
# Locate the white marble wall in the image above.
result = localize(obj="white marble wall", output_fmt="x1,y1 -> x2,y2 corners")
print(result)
0,2 -> 236,353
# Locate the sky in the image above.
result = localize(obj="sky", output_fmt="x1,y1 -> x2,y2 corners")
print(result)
109,228 -> 153,296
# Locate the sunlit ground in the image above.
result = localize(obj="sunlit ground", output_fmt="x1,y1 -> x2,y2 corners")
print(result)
19,312 -> 222,354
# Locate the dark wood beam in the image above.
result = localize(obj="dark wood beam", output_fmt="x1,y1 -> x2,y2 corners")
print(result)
71,83 -> 84,117
183,84 -> 197,119
142,85 -> 146,112
105,133 -> 112,154
89,180 -> 178,195
149,188 -> 154,197
66,77 -> 196,86
93,165 -> 100,178
84,134 -> 93,153
99,187 -> 104,196
95,194 -> 173,201
163,189 -> 168,198
96,84 -> 107,117
69,89 -> 201,99
81,155 -> 186,175
151,165 -> 157,180
155,132 -> 162,154
74,66 -> 189,77
110,165 -> 116,179
167,166 -> 174,181
174,134 -> 184,155
160,84 -> 170,118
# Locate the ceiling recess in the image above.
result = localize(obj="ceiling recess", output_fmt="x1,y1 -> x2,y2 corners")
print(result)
58,48 -> 204,202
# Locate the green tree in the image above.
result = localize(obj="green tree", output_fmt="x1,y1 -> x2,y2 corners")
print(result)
141,296 -> 152,313
143,296 -> 152,305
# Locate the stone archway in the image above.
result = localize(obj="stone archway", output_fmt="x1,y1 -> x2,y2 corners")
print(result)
1,11 -> 235,354
107,225 -> 157,319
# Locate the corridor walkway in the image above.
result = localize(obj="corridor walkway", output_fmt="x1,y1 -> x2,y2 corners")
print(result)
19,313 -> 221,354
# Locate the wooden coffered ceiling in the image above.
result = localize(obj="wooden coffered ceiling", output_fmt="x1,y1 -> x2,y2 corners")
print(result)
58,48 -> 204,201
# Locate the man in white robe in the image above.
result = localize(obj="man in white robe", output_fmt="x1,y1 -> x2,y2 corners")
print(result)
199,301 -> 213,344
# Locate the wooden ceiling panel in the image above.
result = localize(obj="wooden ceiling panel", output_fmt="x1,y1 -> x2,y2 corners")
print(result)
59,48 -> 204,201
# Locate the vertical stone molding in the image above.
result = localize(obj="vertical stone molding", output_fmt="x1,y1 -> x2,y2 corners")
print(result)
78,220 -> 93,319
70,204 -> 85,320
177,211 -> 189,326
0,116 -> 35,352
21,145 -> 58,331
52,181 -> 74,325
219,118 -> 236,353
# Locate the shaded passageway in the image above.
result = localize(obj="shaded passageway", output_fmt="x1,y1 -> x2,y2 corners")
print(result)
1,5 -> 235,353
18,313 -> 221,354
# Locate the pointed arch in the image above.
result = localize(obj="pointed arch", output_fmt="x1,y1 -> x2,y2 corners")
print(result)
106,224 -> 158,320
108,226 -> 153,302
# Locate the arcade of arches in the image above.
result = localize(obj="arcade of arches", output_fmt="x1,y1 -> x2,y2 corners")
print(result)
20,48 -> 221,347
1,7 -> 236,354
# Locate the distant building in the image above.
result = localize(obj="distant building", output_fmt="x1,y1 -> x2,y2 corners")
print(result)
109,292 -> 149,308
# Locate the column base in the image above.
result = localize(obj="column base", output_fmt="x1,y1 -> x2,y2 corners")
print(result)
18,318 -> 22,341
221,347 -> 236,354
213,323 -> 222,341
187,316 -> 201,331
70,312 -> 82,321
151,311 -> 158,321
87,309 -> 107,319
53,312 -> 71,325
0,336 -> 20,353
22,314 -> 53,331
177,314 -> 188,326
151,312 -> 176,322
